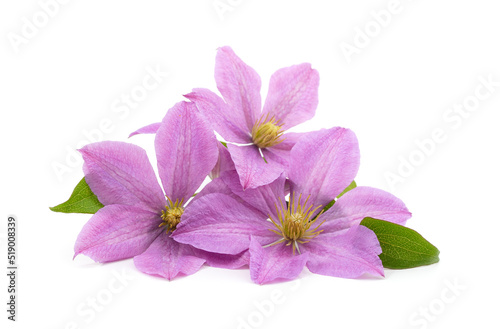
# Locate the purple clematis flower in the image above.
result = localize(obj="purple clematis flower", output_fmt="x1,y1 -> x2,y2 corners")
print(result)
172,127 -> 412,284
185,46 -> 320,190
74,101 -> 247,280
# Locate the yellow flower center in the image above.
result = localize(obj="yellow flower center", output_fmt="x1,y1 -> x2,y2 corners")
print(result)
266,193 -> 325,255
160,197 -> 184,234
251,114 -> 284,148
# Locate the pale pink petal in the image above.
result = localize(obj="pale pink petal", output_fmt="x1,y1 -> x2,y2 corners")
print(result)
191,176 -> 232,201
262,132 -> 307,174
74,205 -> 163,262
320,186 -> 412,233
79,141 -> 166,213
210,142 -> 235,179
191,177 -> 232,201
221,170 -> 285,219
172,193 -> 275,255
190,176 -> 252,210
185,88 -> 252,143
304,225 -> 384,278
133,233 -> 205,280
262,63 -> 319,130
289,127 -> 360,209
284,179 -> 291,196
215,46 -> 262,132
192,249 -> 250,269
269,132 -> 307,152
155,101 -> 219,204
227,143 -> 285,190
128,122 -> 161,138
249,237 -> 308,284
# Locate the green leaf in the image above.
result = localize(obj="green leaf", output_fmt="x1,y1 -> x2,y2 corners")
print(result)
322,181 -> 357,213
322,199 -> 336,213
360,217 -> 440,269
50,177 -> 104,214
337,180 -> 356,198
220,141 -> 227,148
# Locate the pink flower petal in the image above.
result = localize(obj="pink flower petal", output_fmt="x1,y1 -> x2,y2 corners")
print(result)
210,142 -> 235,179
262,63 -> 319,130
289,127 -> 360,209
249,237 -> 309,284
221,170 -> 285,219
227,143 -> 285,190
262,132 -> 307,174
215,46 -> 262,132
155,101 -> 219,204
185,88 -> 252,143
192,249 -> 250,269
190,176 -> 253,211
79,141 -> 166,213
320,186 -> 412,233
172,193 -> 274,255
133,233 -> 206,280
191,176 -> 233,201
74,205 -> 163,262
128,122 -> 161,138
304,225 -> 384,278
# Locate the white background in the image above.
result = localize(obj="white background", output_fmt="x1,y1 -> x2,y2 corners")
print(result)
1,1 -> 499,328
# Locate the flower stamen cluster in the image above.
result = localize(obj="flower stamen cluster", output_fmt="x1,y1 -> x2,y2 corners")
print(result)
160,197 -> 184,234
251,114 -> 285,149
267,193 -> 325,255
